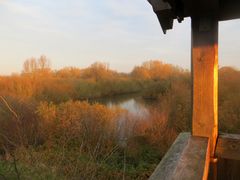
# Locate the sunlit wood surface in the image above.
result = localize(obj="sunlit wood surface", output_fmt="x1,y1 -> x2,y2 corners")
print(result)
148,1 -> 240,179
191,17 -> 218,157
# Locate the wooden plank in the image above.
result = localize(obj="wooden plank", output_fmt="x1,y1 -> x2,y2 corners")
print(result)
219,0 -> 240,21
217,158 -> 240,180
191,17 -> 218,157
215,133 -> 240,160
149,133 -> 210,180
182,0 -> 219,18
148,0 -> 171,11
149,133 -> 190,180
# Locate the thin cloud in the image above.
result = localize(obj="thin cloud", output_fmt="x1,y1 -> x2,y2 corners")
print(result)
105,0 -> 150,17
1,1 -> 41,18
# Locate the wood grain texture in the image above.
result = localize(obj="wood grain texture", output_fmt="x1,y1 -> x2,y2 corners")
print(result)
215,133 -> 240,160
149,133 -> 210,180
191,17 -> 218,157
217,158 -> 240,180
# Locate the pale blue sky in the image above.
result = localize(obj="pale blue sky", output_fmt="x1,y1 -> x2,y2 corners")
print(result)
0,0 -> 240,75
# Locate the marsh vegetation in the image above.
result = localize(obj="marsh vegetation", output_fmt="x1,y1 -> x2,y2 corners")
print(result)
0,56 -> 239,179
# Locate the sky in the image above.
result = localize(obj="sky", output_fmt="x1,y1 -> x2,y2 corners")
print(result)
0,0 -> 240,75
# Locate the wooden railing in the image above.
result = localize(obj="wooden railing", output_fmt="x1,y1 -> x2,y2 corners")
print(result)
148,1 -> 240,179
149,133 -> 240,180
148,10 -> 240,180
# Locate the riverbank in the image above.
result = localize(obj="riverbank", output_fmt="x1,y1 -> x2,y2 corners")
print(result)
0,99 -> 179,179
1,60 -> 240,179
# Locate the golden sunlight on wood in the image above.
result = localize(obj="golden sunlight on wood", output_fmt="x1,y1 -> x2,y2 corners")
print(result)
192,17 -> 218,157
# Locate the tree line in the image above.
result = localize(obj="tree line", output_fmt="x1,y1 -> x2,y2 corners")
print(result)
0,55 -> 239,179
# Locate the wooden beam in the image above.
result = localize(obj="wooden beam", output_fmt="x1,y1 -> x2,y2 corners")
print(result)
217,158 -> 240,180
219,0 -> 240,21
182,0 -> 219,18
216,133 -> 240,160
149,133 -> 210,180
191,17 -> 218,157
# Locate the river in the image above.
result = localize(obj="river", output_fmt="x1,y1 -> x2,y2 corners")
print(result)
90,94 -> 157,118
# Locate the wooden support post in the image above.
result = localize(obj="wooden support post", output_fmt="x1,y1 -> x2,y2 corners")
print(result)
191,17 -> 218,157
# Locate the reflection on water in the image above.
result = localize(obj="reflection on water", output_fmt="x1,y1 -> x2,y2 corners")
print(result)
107,98 -> 149,118
91,94 -> 154,118
91,94 -> 156,145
